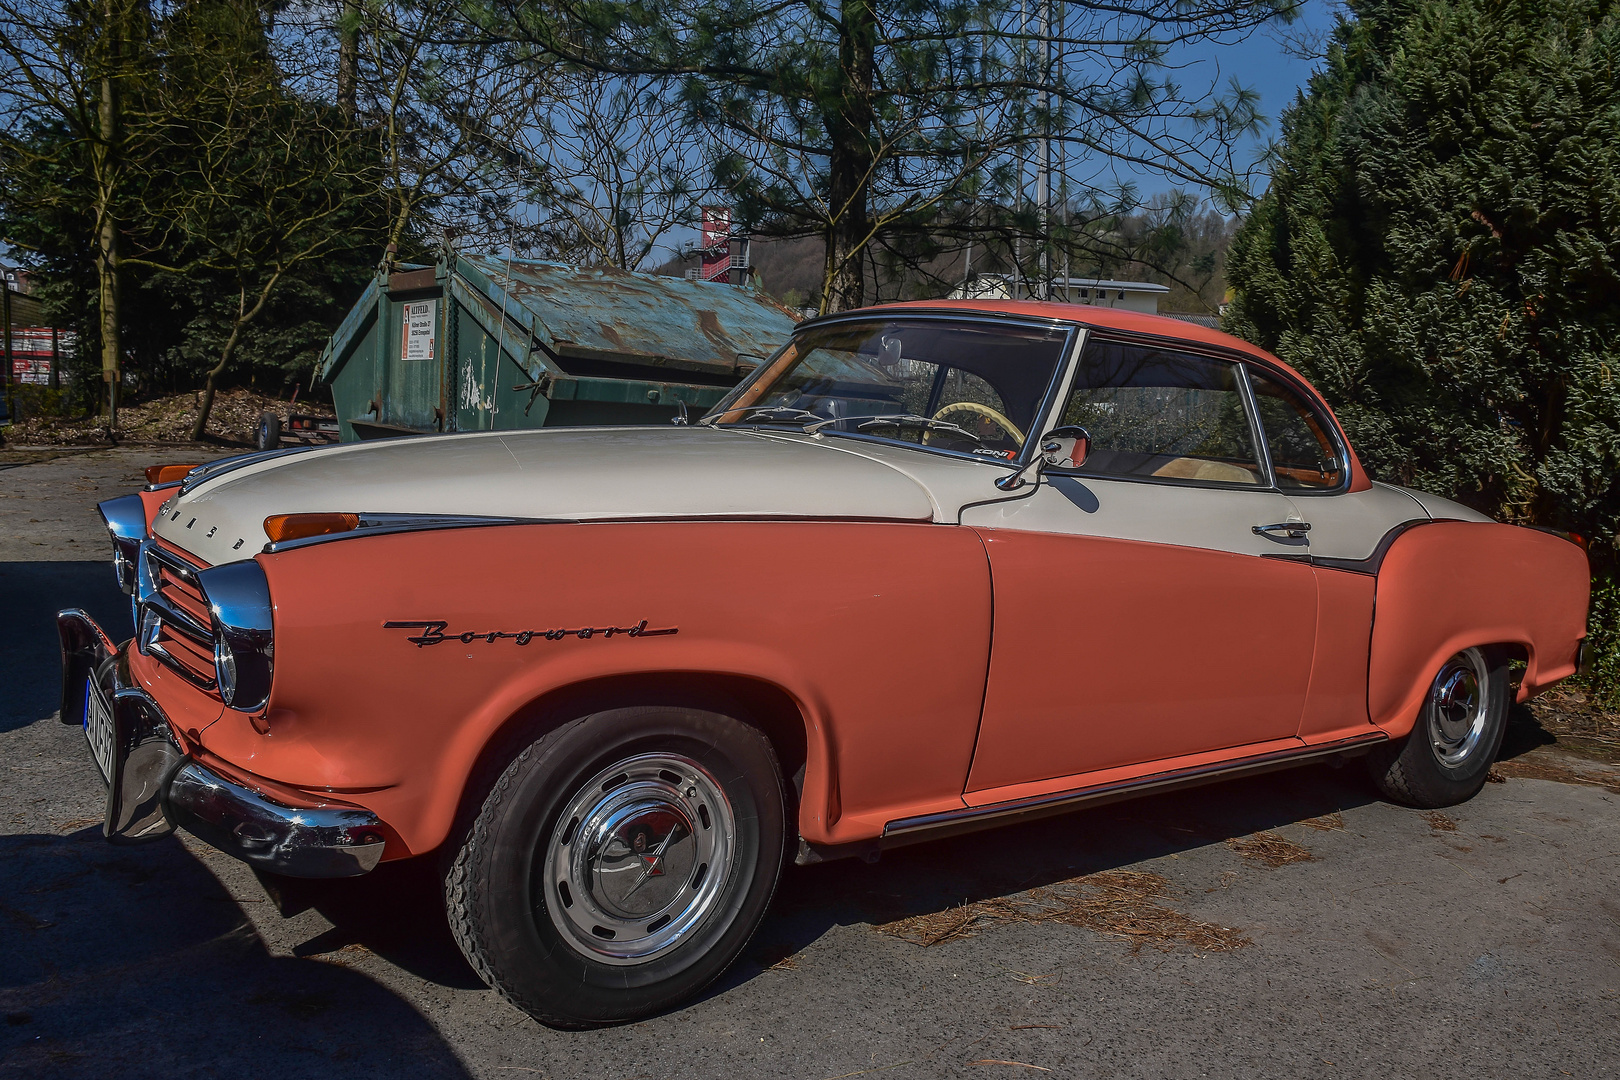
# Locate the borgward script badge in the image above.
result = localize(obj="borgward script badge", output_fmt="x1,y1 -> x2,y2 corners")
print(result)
383,620 -> 678,648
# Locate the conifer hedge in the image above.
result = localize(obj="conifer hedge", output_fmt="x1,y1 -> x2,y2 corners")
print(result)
1226,0 -> 1620,699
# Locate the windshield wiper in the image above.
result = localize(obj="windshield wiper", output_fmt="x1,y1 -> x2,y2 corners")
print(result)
701,405 -> 822,427
804,413 -> 982,443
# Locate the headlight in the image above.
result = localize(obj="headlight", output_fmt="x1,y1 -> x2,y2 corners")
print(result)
196,560 -> 274,712
214,636 -> 239,703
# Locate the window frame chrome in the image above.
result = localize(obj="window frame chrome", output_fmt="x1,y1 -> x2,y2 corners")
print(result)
1036,328 -> 1354,496
706,310 -> 1082,473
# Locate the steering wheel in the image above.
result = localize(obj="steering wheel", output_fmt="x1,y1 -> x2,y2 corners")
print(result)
927,401 -> 1025,447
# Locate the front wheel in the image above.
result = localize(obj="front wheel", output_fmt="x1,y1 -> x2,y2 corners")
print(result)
1368,646 -> 1509,808
445,707 -> 786,1027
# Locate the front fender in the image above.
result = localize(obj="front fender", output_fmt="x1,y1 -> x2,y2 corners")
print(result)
197,520 -> 993,856
1369,521 -> 1589,737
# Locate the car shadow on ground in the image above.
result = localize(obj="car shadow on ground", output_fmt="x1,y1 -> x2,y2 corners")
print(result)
271,756 -> 1391,1018
721,760 -> 1387,993
0,561 -> 132,733
1499,700 -> 1558,759
260,859 -> 486,991
0,828 -> 473,1078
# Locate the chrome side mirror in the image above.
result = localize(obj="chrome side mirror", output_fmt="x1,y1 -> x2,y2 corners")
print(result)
1040,425 -> 1090,470
995,425 -> 1092,491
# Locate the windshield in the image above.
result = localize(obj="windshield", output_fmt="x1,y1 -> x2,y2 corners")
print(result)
704,317 -> 1072,460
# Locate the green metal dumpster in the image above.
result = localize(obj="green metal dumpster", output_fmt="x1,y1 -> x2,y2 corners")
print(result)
316,254 -> 799,442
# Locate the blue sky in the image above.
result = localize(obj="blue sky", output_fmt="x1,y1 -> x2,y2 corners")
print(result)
1183,0 -> 1344,193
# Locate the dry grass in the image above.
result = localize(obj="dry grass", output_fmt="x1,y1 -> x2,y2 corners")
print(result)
1298,812 -> 1345,832
1227,832 -> 1315,867
1422,811 -> 1457,832
1525,685 -> 1620,762
875,869 -> 1248,954
1491,756 -> 1620,794
967,1061 -> 1050,1071
9,388 -> 333,447
54,818 -> 101,833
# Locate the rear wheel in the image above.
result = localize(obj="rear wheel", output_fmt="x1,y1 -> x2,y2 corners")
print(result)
1368,646 -> 1508,808
445,707 -> 786,1027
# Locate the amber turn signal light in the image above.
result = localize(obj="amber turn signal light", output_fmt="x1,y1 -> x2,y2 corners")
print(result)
145,464 -> 198,485
263,513 -> 360,544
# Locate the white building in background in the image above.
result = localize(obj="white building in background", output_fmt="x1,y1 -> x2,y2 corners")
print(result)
949,274 -> 1170,315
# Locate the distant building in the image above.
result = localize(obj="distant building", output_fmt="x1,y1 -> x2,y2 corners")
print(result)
3,264 -> 72,387
948,274 -> 1170,315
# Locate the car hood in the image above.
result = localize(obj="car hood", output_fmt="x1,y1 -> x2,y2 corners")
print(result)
152,426 -> 941,565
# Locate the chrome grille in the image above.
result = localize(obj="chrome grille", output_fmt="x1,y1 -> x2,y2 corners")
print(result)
139,543 -> 220,694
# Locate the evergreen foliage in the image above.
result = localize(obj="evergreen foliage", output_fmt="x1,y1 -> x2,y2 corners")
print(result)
1225,0 -> 1620,695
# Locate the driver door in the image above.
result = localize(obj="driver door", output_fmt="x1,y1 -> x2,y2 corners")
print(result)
960,337 -> 1318,797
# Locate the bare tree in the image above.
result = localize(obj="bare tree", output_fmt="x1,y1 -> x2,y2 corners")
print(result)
0,0 -> 155,429
114,1 -> 380,438
504,75 -> 704,269
484,0 -> 1295,313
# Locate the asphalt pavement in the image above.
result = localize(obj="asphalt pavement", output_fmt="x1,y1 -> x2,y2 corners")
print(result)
2,445 -> 1618,1079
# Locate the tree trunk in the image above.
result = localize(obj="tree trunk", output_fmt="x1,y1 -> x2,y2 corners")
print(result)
337,0 -> 359,120
97,208 -> 120,432
819,0 -> 877,314
95,0 -> 122,432
189,334 -> 236,442
191,277 -> 281,441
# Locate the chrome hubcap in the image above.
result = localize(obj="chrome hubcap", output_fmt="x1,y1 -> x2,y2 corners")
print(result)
1428,648 -> 1490,767
544,753 -> 735,965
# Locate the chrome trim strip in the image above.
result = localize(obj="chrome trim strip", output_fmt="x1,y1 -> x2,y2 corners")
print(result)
140,574 -> 213,643
142,637 -> 218,692
793,307 -> 1077,336
145,541 -> 202,582
1236,363 -> 1277,488
179,444 -> 324,495
882,732 -> 1390,842
262,514 -> 568,554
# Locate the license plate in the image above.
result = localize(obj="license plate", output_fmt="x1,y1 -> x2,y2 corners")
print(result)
84,677 -> 115,784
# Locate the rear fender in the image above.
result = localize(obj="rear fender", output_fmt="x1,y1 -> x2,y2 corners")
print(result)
1369,521 -> 1589,737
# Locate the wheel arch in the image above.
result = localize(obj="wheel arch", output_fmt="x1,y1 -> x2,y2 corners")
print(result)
1369,521 -> 1589,738
442,671 -> 815,858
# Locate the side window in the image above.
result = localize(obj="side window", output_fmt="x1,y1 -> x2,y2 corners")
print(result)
1059,340 -> 1263,486
1247,369 -> 1343,491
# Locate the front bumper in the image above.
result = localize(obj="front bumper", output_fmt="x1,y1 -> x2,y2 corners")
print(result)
57,609 -> 386,878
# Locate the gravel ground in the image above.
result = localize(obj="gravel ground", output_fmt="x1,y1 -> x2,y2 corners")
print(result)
3,446 -> 1618,1080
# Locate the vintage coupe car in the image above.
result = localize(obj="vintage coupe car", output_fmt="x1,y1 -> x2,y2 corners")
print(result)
61,301 -> 1589,1027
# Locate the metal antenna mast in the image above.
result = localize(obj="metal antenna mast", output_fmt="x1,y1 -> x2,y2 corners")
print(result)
1037,0 -> 1051,300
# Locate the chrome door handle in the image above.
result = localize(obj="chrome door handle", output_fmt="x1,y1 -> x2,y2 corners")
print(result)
1253,521 -> 1312,539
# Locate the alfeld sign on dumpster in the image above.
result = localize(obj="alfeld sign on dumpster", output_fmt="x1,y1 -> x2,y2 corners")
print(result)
317,255 -> 798,442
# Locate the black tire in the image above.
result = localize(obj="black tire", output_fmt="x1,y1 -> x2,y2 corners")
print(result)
1368,646 -> 1509,808
255,411 -> 282,451
444,707 -> 786,1027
